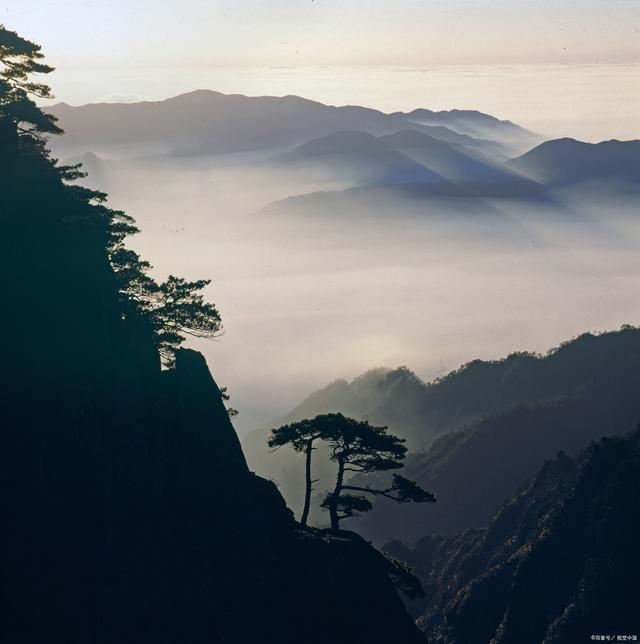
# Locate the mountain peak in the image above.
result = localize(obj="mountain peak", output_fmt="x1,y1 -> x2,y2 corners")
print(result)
509,137 -> 640,185
162,89 -> 226,103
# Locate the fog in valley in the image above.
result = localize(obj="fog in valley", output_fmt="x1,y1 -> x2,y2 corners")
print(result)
6,1 -> 640,638
58,136 -> 640,435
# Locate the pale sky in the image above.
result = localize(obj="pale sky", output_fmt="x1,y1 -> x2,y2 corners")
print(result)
4,0 -> 640,69
2,1 -> 639,140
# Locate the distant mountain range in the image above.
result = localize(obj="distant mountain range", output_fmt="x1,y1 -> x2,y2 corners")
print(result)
386,428 -> 640,642
259,134 -> 640,216
49,91 -> 640,219
47,89 -> 538,160
390,108 -> 540,150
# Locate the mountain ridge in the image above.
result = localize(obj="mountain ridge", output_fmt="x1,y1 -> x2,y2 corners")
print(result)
508,137 -> 640,186
244,327 -> 640,532
349,327 -> 640,542
268,130 -> 445,185
385,428 -> 640,642
47,89 -> 528,160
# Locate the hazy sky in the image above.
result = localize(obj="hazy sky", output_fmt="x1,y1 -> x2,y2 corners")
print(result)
4,1 -> 639,141
4,0 -> 640,69
5,1 -> 637,430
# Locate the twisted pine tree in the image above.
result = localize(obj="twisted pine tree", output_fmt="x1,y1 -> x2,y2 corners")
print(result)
269,412 -> 435,531
268,417 -> 327,526
318,414 -> 436,531
0,25 -> 61,138
0,23 -> 222,368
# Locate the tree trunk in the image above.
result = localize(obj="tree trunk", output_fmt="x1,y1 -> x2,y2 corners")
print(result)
329,459 -> 345,532
300,438 -> 313,526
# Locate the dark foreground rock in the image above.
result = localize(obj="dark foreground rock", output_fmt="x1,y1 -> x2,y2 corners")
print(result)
0,116 -> 423,644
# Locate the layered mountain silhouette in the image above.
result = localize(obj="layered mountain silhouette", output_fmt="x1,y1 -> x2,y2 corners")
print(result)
391,108 -> 540,150
47,90 -> 529,160
386,429 -> 640,642
245,328 -> 640,534
259,129 -> 546,216
508,138 -> 640,186
268,129 -> 526,188
259,133 -> 640,214
268,130 -> 444,185
350,328 -> 640,543
249,327 -> 640,453
384,120 -> 513,160
379,130 -> 520,183
7,22 -> 640,644
48,93 -> 640,224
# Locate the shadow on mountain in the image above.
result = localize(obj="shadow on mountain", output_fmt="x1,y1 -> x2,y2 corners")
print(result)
349,328 -> 640,543
267,130 -> 445,186
379,130 -> 524,183
508,138 -> 640,187
390,108 -> 542,153
386,429 -> 640,643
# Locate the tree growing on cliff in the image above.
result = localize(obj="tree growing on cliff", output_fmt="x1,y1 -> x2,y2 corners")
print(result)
147,275 -> 222,365
267,415 -> 335,526
0,24 -> 60,137
318,415 -> 436,531
1,23 -> 222,369
268,413 -> 435,530
109,248 -> 222,366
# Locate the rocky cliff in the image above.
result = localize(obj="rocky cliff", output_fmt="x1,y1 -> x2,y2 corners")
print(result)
0,104 -> 423,644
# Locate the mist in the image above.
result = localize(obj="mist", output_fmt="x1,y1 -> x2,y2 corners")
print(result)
66,148 -> 640,434
7,7 -> 640,640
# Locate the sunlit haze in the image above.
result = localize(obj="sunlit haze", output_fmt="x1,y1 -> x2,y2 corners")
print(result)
4,2 -> 640,433
4,1 -> 640,141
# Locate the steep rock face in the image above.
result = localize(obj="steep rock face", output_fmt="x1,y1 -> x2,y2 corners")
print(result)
0,123 -> 423,643
386,431 -> 640,643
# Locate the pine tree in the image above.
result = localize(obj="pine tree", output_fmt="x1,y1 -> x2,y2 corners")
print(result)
268,412 -> 435,531
317,414 -> 436,531
1,23 -> 222,368
268,417 -> 328,526
0,24 -> 61,138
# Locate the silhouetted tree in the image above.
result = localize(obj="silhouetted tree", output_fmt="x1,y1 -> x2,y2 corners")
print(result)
0,23 -> 222,368
148,275 -> 222,365
109,249 -> 222,366
317,414 -> 435,531
0,24 -> 60,138
268,416 -> 330,526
